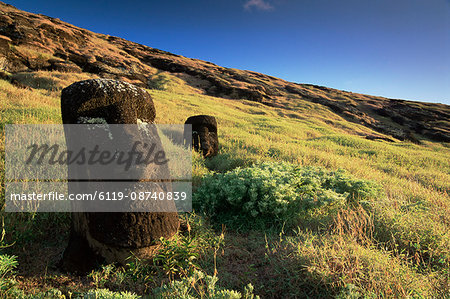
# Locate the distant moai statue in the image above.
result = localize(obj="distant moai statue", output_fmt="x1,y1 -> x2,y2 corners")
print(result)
60,79 -> 179,273
184,115 -> 219,157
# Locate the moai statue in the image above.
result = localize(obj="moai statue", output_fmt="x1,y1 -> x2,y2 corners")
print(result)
60,79 -> 179,273
184,115 -> 218,157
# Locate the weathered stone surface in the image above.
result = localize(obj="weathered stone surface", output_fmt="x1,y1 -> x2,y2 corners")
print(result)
61,79 -> 156,124
184,115 -> 219,157
60,78 -> 179,273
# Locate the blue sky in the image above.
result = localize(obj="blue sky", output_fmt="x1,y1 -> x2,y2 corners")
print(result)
8,0 -> 450,104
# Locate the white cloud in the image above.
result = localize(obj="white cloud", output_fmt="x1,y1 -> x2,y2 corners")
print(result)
244,0 -> 273,11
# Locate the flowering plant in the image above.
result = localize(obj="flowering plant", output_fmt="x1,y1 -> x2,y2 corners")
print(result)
194,162 -> 381,227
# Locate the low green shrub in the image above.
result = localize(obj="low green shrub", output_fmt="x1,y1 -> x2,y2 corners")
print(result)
153,269 -> 258,299
75,289 -> 139,299
0,254 -> 18,296
0,254 -> 17,278
153,236 -> 200,280
29,289 -> 66,299
194,162 -> 381,229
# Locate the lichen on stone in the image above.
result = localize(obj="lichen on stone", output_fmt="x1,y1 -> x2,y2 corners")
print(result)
77,116 -> 113,140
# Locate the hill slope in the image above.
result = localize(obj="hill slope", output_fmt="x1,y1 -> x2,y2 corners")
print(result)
0,1 -> 449,143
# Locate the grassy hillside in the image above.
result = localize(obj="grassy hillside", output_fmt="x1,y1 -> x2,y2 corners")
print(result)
0,71 -> 449,298
1,1 -> 449,147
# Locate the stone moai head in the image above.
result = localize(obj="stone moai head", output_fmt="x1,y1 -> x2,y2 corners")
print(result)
184,115 -> 219,158
61,79 -> 156,124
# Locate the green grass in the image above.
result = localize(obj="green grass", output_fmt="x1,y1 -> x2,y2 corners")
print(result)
0,73 -> 449,297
